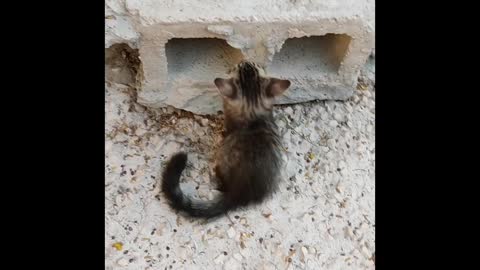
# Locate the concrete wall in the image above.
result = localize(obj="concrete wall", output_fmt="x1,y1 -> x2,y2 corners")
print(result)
106,0 -> 375,115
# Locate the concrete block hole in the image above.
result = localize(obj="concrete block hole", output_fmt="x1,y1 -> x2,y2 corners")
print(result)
269,34 -> 352,77
165,38 -> 244,82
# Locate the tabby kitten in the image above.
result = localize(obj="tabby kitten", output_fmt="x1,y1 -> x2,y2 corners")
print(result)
162,61 -> 291,218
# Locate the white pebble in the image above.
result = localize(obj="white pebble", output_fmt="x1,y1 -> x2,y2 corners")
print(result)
346,227 -> 355,239
233,253 -> 243,261
300,246 -> 308,262
284,107 -> 294,115
329,120 -> 338,127
308,246 -> 317,254
116,258 -> 129,266
336,183 -> 344,194
262,209 -> 272,218
334,113 -> 343,122
200,118 -> 209,127
135,128 -> 146,136
346,105 -> 354,113
362,96 -> 369,104
360,222 -> 369,230
353,95 -> 360,103
227,226 -> 236,238
166,106 -> 175,114
239,218 -> 247,225
361,245 -> 372,259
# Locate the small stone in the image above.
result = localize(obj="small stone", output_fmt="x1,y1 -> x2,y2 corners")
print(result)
262,210 -> 272,219
116,258 -> 129,266
362,96 -> 369,104
334,113 -> 343,122
284,107 -> 294,115
200,118 -> 209,127
361,245 -> 372,259
353,95 -> 360,103
233,253 -> 243,261
227,227 -> 236,238
346,105 -> 354,113
300,246 -> 308,262
360,222 -> 369,230
346,227 -> 355,239
329,120 -> 338,127
336,183 -> 344,194
239,218 -> 247,225
135,128 -> 146,136
166,106 -> 175,114
308,246 -> 316,254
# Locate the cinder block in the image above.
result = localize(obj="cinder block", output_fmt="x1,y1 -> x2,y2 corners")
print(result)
106,0 -> 375,115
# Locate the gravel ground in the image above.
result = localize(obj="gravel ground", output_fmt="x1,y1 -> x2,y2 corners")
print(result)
105,52 -> 375,270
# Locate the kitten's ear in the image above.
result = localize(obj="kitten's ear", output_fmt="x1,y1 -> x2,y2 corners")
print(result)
214,78 -> 235,98
267,78 -> 291,97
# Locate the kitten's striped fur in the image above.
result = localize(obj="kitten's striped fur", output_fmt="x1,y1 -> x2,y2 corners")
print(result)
162,61 -> 291,219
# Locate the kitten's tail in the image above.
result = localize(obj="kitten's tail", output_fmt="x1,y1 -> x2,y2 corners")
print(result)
161,152 -> 232,218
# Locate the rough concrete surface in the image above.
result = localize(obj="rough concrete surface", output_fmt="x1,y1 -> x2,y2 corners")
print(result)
105,48 -> 375,269
105,0 -> 375,114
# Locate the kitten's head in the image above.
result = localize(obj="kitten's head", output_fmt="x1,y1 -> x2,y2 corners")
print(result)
214,61 -> 290,119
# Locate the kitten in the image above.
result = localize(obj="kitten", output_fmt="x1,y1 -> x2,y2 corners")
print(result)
161,61 -> 291,218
